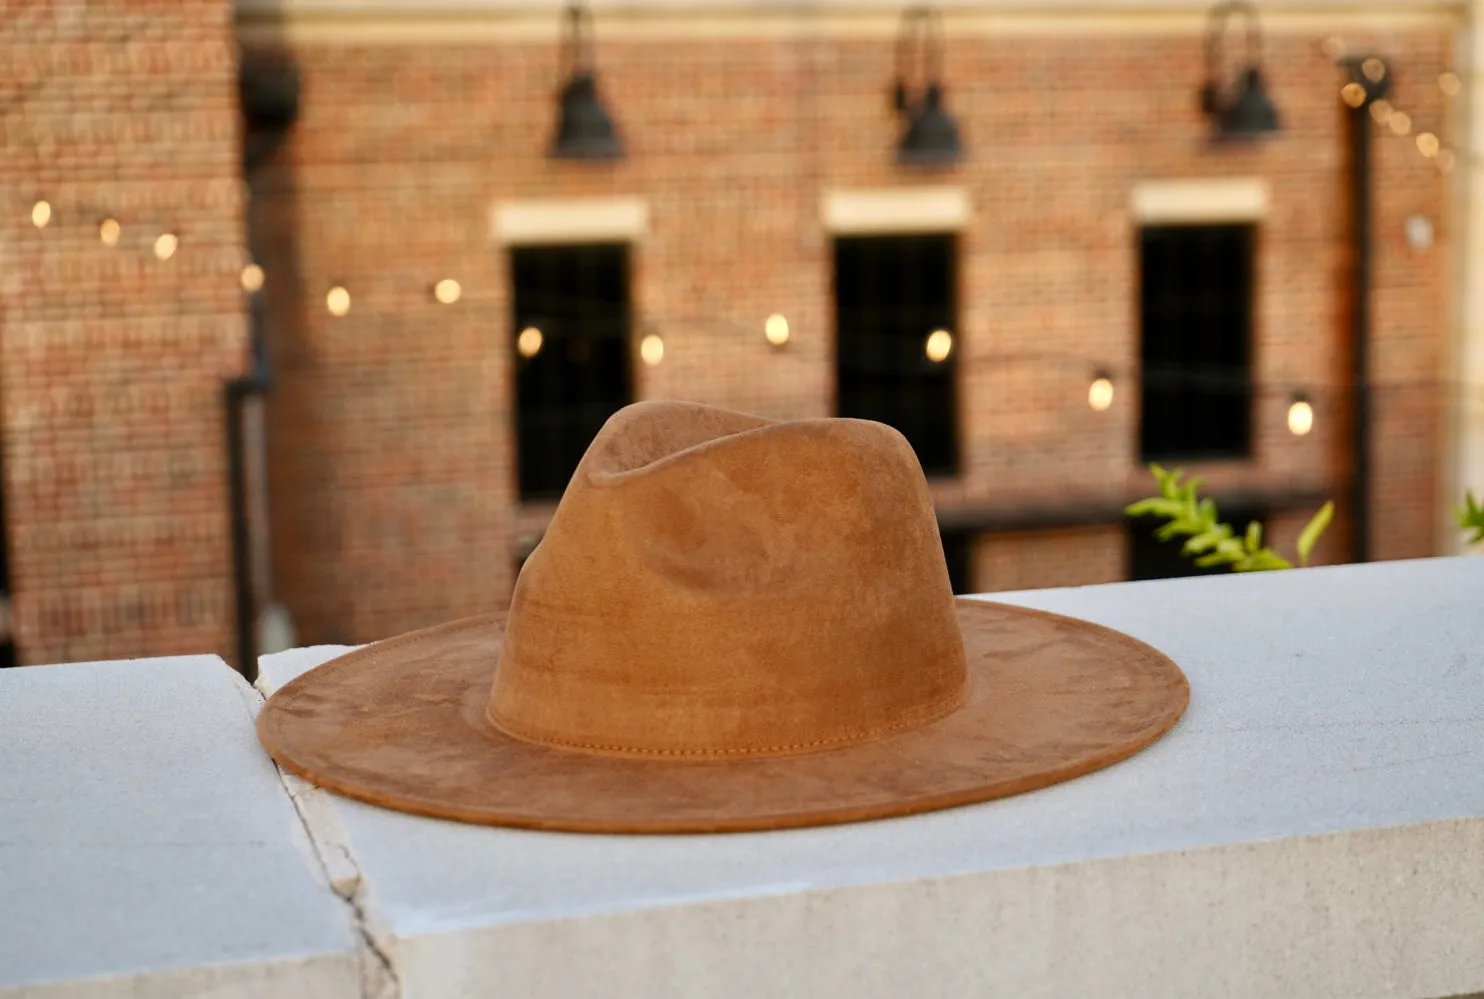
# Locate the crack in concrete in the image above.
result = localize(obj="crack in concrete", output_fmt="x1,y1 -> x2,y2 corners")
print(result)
247,681 -> 402,999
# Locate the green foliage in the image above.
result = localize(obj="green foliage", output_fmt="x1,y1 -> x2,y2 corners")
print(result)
1460,490 -> 1484,546
1125,464 -> 1335,573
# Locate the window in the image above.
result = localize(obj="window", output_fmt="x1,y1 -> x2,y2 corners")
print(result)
510,243 -> 633,500
1127,507 -> 1265,581
834,234 -> 959,476
1139,224 -> 1254,461
940,527 -> 974,595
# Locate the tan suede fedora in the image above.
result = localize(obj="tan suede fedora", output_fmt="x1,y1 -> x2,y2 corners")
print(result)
258,400 -> 1188,834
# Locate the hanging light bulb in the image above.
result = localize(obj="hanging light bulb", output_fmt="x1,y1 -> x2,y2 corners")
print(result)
640,333 -> 665,366
153,233 -> 178,260
433,278 -> 462,304
1287,393 -> 1315,436
31,201 -> 51,228
1088,372 -> 1114,412
764,313 -> 790,347
924,329 -> 953,363
325,285 -> 351,317
517,326 -> 544,358
98,218 -> 121,246
241,263 -> 265,292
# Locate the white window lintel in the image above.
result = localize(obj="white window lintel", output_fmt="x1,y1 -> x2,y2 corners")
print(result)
494,197 -> 649,245
1131,178 -> 1269,224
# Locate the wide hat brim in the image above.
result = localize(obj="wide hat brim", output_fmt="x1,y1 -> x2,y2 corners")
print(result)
258,599 -> 1188,834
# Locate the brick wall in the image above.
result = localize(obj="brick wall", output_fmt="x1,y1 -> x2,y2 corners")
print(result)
0,0 -> 247,664
237,8 -> 1447,642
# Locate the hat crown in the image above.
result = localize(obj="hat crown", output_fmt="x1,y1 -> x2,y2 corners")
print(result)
488,401 -> 969,759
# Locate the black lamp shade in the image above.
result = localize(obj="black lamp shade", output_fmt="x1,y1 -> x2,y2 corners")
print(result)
1218,67 -> 1281,139
896,84 -> 963,167
550,72 -> 624,160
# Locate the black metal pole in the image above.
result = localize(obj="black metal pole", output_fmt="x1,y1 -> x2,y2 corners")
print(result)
224,291 -> 274,683
1342,56 -> 1387,564
225,381 -> 256,681
1346,102 -> 1372,564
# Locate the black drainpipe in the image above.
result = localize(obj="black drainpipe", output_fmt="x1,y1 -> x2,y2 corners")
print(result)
225,302 -> 273,681
230,51 -> 299,681
1341,55 -> 1388,565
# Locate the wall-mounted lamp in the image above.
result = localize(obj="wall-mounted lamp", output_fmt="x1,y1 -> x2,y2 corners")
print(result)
549,3 -> 624,161
1287,392 -> 1314,436
1088,371 -> 1115,412
1199,0 -> 1281,141
325,285 -> 351,317
924,328 -> 954,363
517,325 -> 545,358
891,7 -> 962,167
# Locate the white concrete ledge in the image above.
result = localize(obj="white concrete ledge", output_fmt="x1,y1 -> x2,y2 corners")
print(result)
6,558 -> 1484,997
0,658 -> 361,999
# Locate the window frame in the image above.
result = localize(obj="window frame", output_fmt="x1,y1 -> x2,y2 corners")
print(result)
508,240 -> 637,502
831,230 -> 964,479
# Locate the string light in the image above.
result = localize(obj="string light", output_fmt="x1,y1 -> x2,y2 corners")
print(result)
925,329 -> 953,363
152,233 -> 178,261
1389,111 -> 1412,136
98,218 -> 120,246
30,201 -> 51,228
1088,374 -> 1114,412
1340,82 -> 1367,109
1437,149 -> 1457,174
1417,132 -> 1440,157
1368,99 -> 1392,125
241,264 -> 265,292
1287,395 -> 1315,436
764,313 -> 790,347
1440,72 -> 1462,97
325,286 -> 351,317
517,326 -> 544,358
433,278 -> 462,304
1362,57 -> 1387,83
640,333 -> 665,366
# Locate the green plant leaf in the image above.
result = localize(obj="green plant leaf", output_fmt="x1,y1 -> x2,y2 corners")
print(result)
1244,520 -> 1262,554
1182,526 -> 1228,555
1125,498 -> 1185,519
1296,500 -> 1335,566
1234,549 -> 1294,573
1457,491 -> 1484,544
1195,548 -> 1244,568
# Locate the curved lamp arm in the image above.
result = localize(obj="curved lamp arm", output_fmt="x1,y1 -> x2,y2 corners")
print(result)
1203,0 -> 1265,107
560,1 -> 597,80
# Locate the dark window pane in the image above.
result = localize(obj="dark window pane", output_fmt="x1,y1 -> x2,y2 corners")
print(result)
1139,224 -> 1254,461
940,528 -> 974,595
511,244 -> 633,500
834,234 -> 960,476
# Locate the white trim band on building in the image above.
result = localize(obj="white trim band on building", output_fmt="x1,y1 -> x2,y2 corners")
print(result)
493,197 -> 649,245
1129,178 -> 1270,224
822,187 -> 971,235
